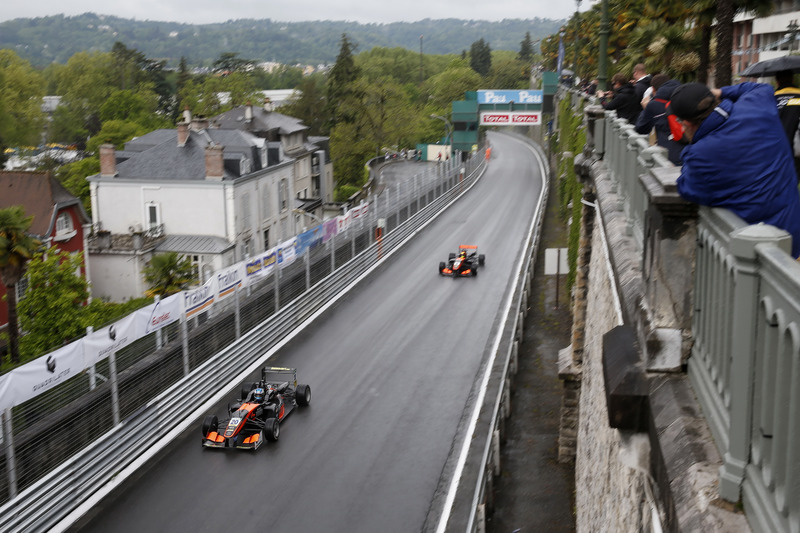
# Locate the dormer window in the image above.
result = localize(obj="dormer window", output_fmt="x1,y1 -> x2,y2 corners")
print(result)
53,212 -> 77,242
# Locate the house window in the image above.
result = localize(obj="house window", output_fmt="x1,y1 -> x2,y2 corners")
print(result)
243,239 -> 252,258
191,254 -> 201,281
56,212 -> 73,234
242,192 -> 251,228
263,228 -> 270,250
15,275 -> 29,301
279,179 -> 288,211
146,202 -> 161,228
262,186 -> 270,219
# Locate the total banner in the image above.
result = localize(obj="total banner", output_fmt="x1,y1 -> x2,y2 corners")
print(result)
479,111 -> 542,126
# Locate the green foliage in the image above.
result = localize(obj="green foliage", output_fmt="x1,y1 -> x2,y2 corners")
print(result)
86,120 -> 150,153
0,50 -> 47,147
17,247 -> 89,358
486,57 -> 531,90
54,157 -> 99,216
280,74 -> 329,135
334,184 -> 361,202
469,38 -> 492,77
81,297 -> 153,331
0,206 -> 41,363
143,252 -> 197,298
213,52 -> 255,73
0,15 -> 564,68
519,32 -> 535,62
555,97 -> 587,292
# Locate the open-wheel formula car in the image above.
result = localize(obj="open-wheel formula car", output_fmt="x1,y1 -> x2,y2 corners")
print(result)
201,366 -> 311,450
439,244 -> 485,277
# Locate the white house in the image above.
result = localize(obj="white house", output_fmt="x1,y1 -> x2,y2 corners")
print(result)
87,110 -> 331,302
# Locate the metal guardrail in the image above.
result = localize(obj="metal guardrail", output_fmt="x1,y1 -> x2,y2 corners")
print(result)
0,152 -> 487,533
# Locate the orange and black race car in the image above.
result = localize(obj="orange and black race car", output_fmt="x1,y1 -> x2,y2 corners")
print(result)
439,244 -> 485,277
201,366 -> 311,450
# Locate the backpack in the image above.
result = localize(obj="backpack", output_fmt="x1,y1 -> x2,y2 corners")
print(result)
655,98 -> 686,143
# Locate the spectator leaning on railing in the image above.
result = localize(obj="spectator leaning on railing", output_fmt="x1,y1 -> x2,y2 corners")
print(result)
669,82 -> 800,258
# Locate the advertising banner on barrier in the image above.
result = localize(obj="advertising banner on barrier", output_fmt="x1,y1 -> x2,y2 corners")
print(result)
83,312 -> 138,367
479,111 -> 541,126
477,90 -> 543,104
279,237 -> 297,266
215,263 -> 246,301
2,341 -> 85,409
140,293 -> 183,334
184,277 -> 215,319
323,218 -> 338,242
296,225 -> 324,256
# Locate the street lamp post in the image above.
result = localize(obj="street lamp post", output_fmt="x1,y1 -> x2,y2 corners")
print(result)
430,114 -> 453,147
573,0 -> 582,74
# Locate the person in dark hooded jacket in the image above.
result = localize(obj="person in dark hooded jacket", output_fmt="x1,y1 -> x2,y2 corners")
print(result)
634,75 -> 683,165
672,82 -> 800,258
600,73 -> 641,124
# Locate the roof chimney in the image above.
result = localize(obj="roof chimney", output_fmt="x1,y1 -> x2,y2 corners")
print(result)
263,97 -> 273,112
183,106 -> 192,123
99,144 -> 117,177
177,122 -> 189,147
245,101 -> 253,122
205,144 -> 224,180
191,115 -> 209,132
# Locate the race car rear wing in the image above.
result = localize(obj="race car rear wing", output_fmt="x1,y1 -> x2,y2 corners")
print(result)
261,366 -> 298,387
458,244 -> 478,251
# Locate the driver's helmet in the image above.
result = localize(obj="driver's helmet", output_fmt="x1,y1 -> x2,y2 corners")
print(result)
459,250 -> 467,259
252,387 -> 265,402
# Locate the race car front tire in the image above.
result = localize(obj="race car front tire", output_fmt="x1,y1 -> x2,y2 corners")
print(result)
202,415 -> 218,437
296,384 -> 311,406
438,262 -> 446,274
265,418 -> 280,442
479,254 -> 485,266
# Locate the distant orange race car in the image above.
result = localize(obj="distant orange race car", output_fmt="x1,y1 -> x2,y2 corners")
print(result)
201,367 -> 311,451
439,244 -> 485,277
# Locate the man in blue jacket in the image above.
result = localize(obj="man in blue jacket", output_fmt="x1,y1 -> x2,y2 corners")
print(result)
635,74 -> 683,165
671,82 -> 800,257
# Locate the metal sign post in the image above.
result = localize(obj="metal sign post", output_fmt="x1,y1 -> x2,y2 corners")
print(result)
544,247 -> 569,309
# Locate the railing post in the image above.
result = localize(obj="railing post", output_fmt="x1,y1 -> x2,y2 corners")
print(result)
719,223 -> 792,501
180,316 -> 190,376
304,251 -> 311,291
109,350 -> 120,426
87,326 -> 96,390
154,295 -> 163,350
3,408 -> 17,499
234,284 -> 241,339
273,261 -> 280,313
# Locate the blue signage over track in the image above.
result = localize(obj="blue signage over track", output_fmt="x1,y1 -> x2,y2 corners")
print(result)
477,90 -> 543,105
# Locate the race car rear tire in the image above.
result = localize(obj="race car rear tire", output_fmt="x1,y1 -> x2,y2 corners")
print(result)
296,384 -> 311,406
438,262 -> 446,274
479,254 -> 485,266
202,415 -> 218,437
240,382 -> 256,400
265,418 -> 280,442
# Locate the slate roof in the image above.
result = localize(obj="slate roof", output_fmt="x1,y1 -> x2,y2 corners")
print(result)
113,128 -> 264,181
213,106 -> 308,136
0,171 -> 89,237
155,234 -> 234,254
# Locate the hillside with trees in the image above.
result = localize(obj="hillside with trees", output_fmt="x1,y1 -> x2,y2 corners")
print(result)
0,14 -> 563,67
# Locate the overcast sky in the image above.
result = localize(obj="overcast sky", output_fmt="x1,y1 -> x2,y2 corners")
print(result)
1,0 -> 591,25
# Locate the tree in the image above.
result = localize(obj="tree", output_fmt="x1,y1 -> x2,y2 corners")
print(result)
518,32 -> 535,63
714,0 -> 773,87
470,38 -> 492,77
281,74 -> 329,135
326,34 -> 361,129
0,50 -> 47,147
55,157 -> 100,215
143,252 -> 196,298
486,57 -> 531,90
213,52 -> 255,74
0,207 -> 41,364
17,247 -> 89,358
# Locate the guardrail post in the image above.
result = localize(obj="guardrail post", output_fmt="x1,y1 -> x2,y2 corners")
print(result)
87,326 -> 96,390
180,316 -> 190,376
154,295 -> 163,350
234,285 -> 241,339
3,408 -> 17,499
329,239 -> 336,273
304,251 -> 311,291
719,224 -> 791,501
109,351 -> 120,426
273,262 -> 280,313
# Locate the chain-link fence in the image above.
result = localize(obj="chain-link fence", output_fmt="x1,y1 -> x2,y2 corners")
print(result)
0,150 -> 485,510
